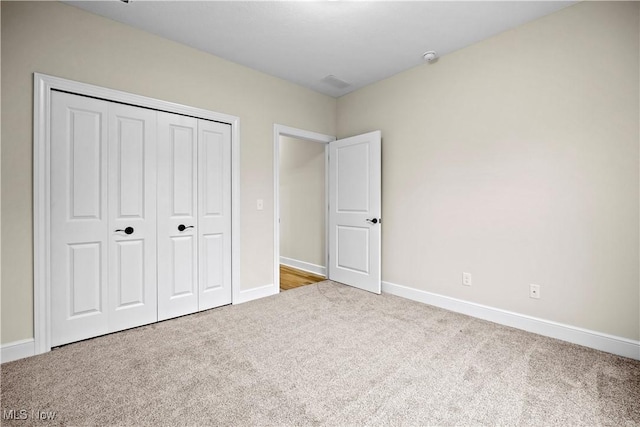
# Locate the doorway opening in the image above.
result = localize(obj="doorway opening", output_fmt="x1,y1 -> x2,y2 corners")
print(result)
279,136 -> 326,291
273,125 -> 335,292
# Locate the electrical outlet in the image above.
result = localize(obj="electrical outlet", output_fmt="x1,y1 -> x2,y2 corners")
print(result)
257,199 -> 264,211
462,272 -> 472,286
530,284 -> 540,299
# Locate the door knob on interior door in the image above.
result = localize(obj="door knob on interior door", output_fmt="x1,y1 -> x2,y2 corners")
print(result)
115,226 -> 134,235
178,224 -> 194,232
366,218 -> 379,224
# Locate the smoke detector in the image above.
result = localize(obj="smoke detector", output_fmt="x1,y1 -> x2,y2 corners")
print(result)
423,51 -> 438,63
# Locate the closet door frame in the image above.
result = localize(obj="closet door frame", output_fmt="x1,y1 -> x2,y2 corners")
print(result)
33,73 -> 241,355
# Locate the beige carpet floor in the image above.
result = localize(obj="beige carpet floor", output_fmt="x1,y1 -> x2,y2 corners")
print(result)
2,281 -> 639,426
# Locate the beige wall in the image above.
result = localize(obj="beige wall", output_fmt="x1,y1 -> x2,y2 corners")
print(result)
279,136 -> 326,268
338,1 -> 640,340
0,1 -> 336,344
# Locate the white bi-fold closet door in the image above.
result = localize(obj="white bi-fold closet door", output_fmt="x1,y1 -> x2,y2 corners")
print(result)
50,91 -> 231,347
157,112 -> 232,321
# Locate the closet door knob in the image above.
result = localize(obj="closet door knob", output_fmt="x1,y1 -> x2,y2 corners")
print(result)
365,218 -> 379,224
178,224 -> 194,232
115,227 -> 134,235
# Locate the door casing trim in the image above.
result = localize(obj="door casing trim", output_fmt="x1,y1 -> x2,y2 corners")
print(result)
33,73 -> 241,354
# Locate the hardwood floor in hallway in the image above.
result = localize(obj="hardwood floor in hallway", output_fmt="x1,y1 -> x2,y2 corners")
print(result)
280,265 -> 326,291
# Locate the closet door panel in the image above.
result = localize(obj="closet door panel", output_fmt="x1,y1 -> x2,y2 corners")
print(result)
157,112 -> 199,320
50,91 -> 109,346
115,239 -> 145,306
198,120 -> 232,310
108,103 -> 157,332
171,235 -> 196,295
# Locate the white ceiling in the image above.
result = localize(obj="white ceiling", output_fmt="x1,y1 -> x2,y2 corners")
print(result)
67,1 -> 576,97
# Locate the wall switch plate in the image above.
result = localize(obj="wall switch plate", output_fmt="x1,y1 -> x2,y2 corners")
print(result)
257,199 -> 264,210
530,284 -> 540,299
462,272 -> 472,286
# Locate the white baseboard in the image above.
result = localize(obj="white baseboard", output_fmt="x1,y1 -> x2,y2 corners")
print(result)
280,257 -> 326,277
234,283 -> 278,304
8,284 -> 636,362
382,281 -> 640,361
1,338 -> 35,363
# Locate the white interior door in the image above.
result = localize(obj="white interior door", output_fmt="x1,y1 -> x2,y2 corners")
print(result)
108,103 -> 157,332
157,112 -> 199,320
198,120 -> 232,309
51,91 -> 110,346
328,131 -> 382,294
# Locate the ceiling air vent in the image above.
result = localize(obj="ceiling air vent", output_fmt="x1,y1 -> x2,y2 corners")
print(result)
321,75 -> 351,89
